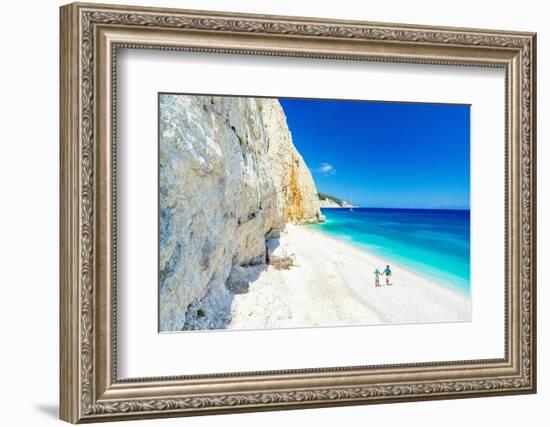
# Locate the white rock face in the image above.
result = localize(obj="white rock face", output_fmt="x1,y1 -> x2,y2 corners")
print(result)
318,195 -> 355,208
159,95 -> 323,331
319,198 -> 341,208
260,101 -> 324,227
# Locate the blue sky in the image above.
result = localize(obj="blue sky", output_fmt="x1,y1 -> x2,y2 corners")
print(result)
279,98 -> 470,209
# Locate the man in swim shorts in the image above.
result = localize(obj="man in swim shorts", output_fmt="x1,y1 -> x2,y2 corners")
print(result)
383,265 -> 392,286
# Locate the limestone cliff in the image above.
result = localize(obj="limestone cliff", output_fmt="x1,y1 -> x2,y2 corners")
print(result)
159,94 -> 323,331
260,100 -> 323,227
318,198 -> 342,208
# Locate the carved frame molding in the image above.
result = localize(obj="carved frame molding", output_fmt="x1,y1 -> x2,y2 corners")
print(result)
60,2 -> 536,423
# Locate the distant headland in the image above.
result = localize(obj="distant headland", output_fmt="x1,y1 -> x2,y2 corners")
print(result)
317,192 -> 356,208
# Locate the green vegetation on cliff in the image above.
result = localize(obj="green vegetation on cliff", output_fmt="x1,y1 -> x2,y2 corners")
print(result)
318,192 -> 344,205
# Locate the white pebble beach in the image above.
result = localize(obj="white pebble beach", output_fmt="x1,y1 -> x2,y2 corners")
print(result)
228,224 -> 471,330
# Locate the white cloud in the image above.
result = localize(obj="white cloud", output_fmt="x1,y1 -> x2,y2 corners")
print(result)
313,162 -> 336,176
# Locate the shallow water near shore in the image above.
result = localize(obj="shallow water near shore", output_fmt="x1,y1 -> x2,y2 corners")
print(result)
310,208 -> 470,294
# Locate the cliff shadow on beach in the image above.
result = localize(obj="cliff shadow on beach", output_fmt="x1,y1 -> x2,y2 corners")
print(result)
182,259 -> 270,331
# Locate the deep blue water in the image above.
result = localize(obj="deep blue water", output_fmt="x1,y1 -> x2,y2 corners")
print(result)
310,208 -> 470,293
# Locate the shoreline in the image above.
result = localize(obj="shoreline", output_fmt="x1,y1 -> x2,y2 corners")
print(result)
228,223 -> 471,330
306,224 -> 470,296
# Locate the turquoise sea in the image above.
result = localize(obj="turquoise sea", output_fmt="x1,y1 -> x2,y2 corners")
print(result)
310,208 -> 470,294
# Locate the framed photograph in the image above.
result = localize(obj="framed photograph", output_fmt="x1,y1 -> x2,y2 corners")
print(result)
60,2 -> 537,423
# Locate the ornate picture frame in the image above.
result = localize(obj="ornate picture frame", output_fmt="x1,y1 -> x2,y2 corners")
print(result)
60,2 -> 536,423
